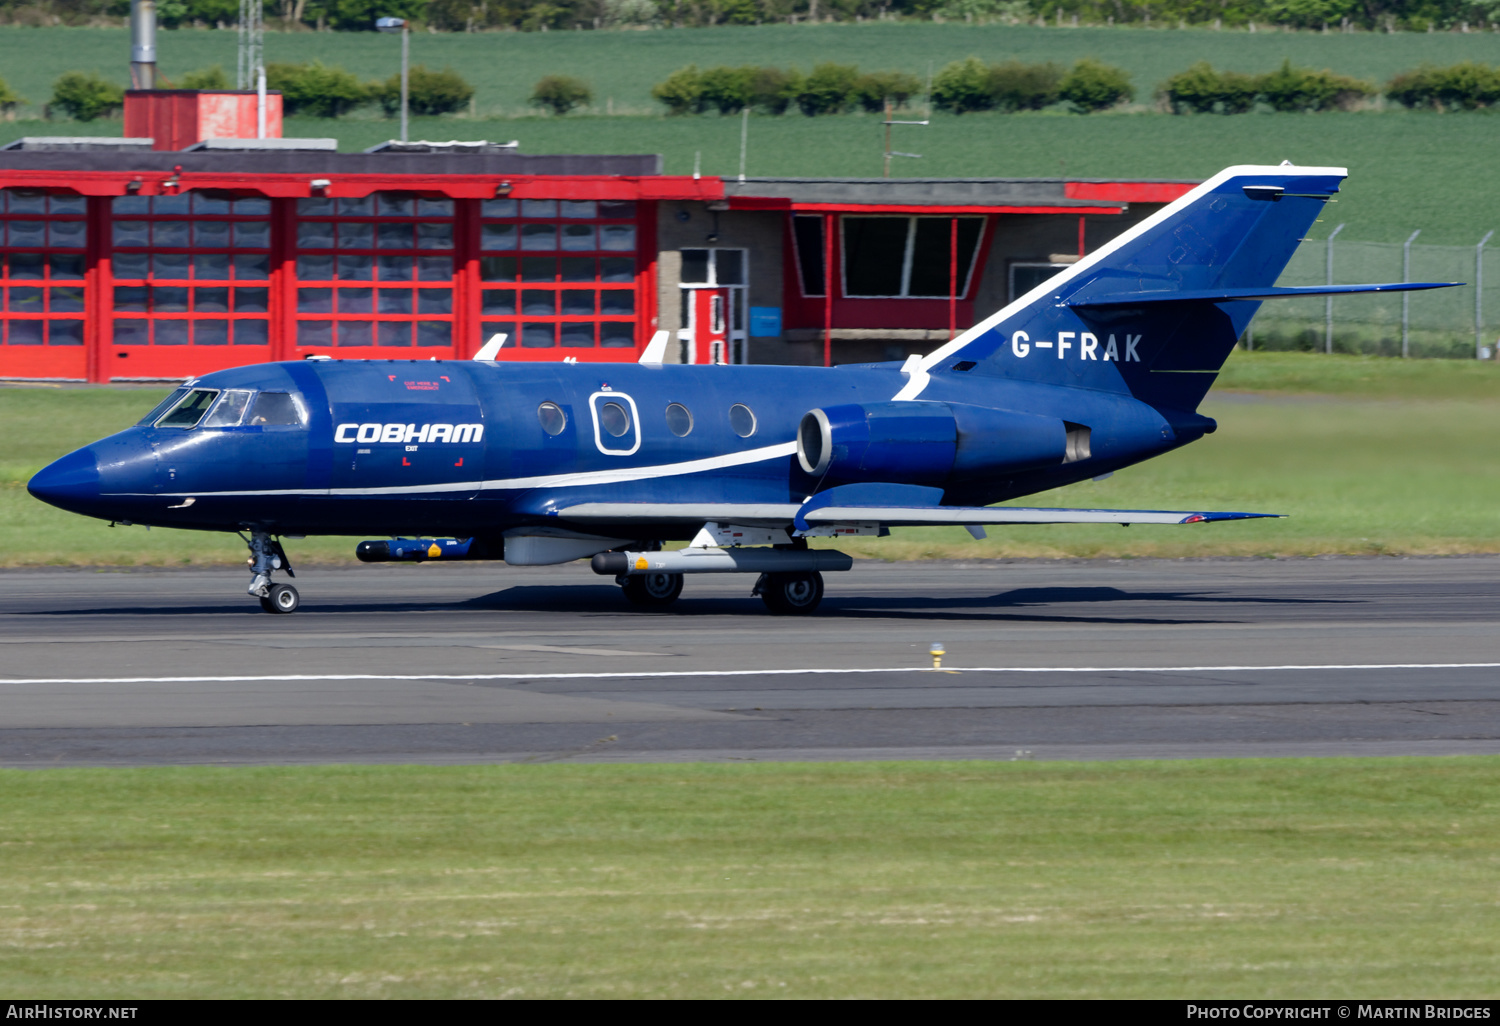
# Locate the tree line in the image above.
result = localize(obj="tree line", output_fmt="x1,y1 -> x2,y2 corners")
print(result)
5,0 -> 1500,33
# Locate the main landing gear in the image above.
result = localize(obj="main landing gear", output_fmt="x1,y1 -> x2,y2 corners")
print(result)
621,571 -> 685,608
598,533 -> 844,615
609,567 -> 826,615
754,571 -> 825,615
245,529 -> 299,614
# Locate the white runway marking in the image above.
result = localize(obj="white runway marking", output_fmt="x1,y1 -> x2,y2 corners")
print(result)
0,663 -> 1496,686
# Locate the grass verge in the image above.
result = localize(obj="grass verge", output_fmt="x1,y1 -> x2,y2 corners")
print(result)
3,758 -> 1499,998
5,351 -> 1499,566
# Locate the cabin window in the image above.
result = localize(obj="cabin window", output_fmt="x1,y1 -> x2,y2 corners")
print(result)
729,403 -> 756,438
537,402 -> 567,436
156,388 -> 219,429
598,401 -> 631,438
665,403 -> 693,437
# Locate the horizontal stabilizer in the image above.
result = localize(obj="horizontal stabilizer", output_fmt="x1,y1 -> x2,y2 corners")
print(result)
800,505 -> 1281,528
1068,282 -> 1459,309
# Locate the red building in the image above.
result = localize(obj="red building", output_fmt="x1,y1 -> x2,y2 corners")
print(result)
0,140 -> 1192,382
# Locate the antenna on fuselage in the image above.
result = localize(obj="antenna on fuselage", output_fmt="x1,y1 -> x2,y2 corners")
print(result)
638,330 -> 670,366
473,333 -> 507,361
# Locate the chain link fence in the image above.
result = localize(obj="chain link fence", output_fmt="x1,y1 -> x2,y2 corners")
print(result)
1245,234 -> 1500,359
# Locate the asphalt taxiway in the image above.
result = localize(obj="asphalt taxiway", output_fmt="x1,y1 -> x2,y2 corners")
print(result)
1,556 -> 1498,766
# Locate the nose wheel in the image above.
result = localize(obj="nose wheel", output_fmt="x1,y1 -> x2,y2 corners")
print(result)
244,529 -> 300,614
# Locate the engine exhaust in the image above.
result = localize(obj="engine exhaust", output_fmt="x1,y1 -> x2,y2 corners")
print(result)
592,547 -> 853,576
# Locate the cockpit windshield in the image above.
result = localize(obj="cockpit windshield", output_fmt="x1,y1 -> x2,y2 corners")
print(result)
156,389 -> 220,429
144,387 -> 308,430
203,390 -> 254,428
138,387 -> 189,426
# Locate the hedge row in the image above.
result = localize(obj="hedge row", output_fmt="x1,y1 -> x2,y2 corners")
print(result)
1162,61 -> 1375,114
1164,60 -> 1500,112
930,57 -> 1130,113
652,64 -> 924,116
649,59 -> 1128,115
1386,62 -> 1500,109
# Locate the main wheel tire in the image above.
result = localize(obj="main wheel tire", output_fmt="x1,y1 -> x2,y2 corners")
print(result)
622,572 -> 684,608
260,583 -> 300,614
760,571 -> 824,615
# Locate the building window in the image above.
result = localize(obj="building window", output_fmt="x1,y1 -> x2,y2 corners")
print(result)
479,198 -> 638,350
1009,262 -> 1069,303
842,217 -> 983,299
0,190 -> 87,349
292,192 -> 454,349
110,192 -> 271,348
791,216 -> 825,297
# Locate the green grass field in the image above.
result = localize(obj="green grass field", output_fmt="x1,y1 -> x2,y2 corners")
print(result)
4,351 -> 1499,566
0,25 -> 1497,240
4,22 -> 1499,116
3,758 -> 1498,998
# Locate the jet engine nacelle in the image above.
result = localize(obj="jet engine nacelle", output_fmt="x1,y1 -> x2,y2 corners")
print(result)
796,401 -> 1067,485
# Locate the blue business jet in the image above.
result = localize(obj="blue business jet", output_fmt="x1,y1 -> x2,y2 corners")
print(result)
27,164 -> 1455,615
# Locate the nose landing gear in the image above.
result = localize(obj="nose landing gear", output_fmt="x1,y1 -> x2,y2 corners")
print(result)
245,530 -> 299,614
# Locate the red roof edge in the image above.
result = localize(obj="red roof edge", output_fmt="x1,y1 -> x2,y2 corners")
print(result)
1066,181 -> 1197,203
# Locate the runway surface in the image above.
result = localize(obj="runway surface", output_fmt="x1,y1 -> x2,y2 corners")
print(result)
2,556 -> 1499,766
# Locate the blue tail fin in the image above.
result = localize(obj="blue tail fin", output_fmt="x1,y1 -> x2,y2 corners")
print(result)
899,165 -> 1389,414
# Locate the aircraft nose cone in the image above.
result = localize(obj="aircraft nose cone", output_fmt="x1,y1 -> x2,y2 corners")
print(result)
27,447 -> 101,511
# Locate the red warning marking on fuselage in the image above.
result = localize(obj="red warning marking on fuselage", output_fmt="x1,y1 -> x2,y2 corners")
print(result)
402,457 -> 411,466
454,457 -> 463,467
